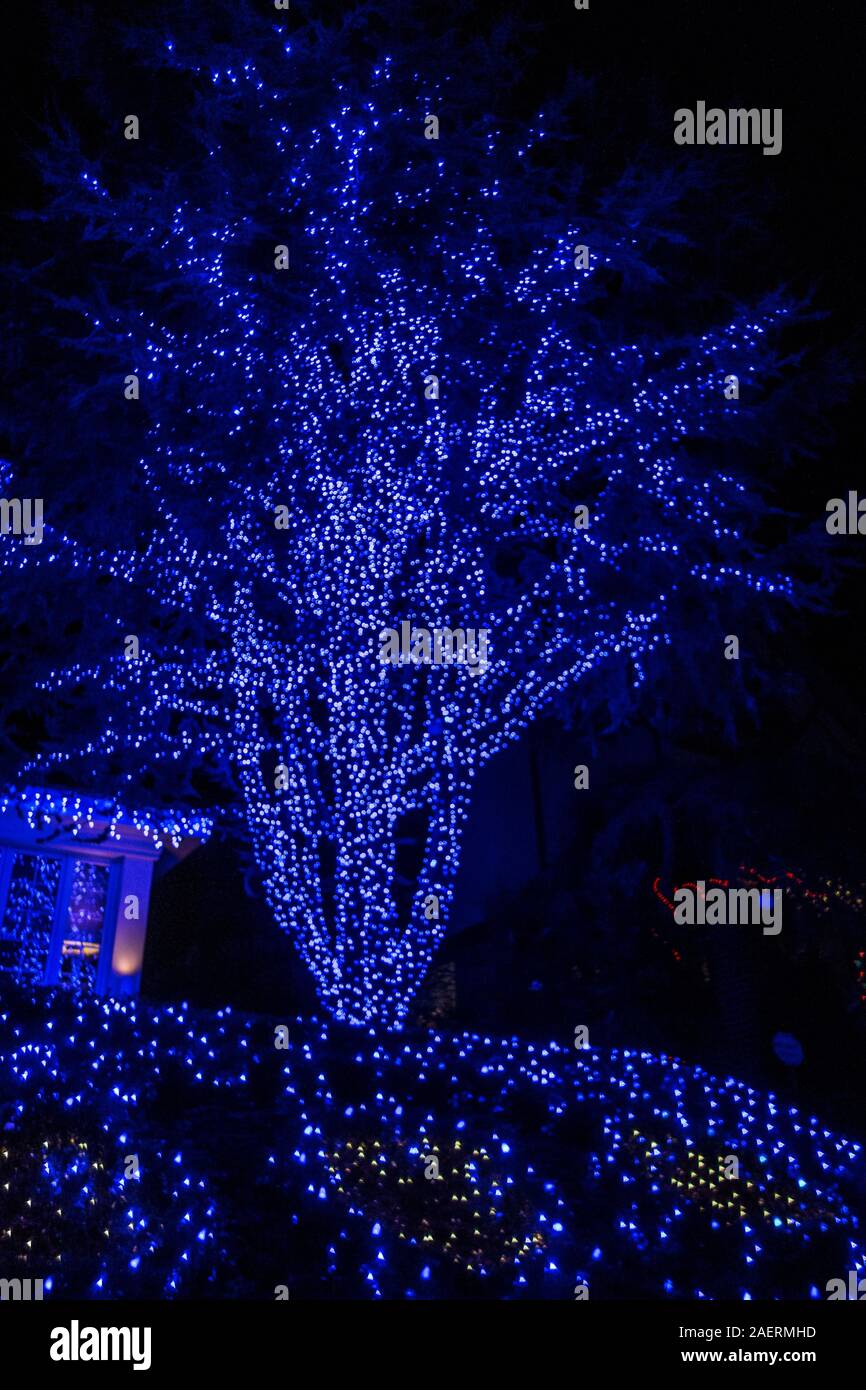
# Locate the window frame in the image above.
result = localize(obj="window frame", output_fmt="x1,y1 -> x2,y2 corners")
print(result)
0,843 -> 121,993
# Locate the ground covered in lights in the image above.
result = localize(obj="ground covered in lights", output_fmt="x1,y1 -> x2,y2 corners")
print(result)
0,985 -> 864,1300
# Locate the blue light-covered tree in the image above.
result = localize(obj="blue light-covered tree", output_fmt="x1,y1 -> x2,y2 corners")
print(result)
1,2 -> 820,1025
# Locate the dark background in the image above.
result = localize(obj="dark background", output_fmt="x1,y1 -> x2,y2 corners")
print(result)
2,1 -> 864,1128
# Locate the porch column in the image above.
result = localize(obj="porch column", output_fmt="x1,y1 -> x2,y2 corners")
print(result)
105,851 -> 158,997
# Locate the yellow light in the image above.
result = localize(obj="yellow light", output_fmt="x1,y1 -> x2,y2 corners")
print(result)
111,944 -> 142,975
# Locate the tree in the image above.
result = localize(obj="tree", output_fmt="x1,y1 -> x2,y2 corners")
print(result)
0,1 -> 827,1025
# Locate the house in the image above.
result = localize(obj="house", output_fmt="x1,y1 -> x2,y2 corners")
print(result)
0,788 -> 209,997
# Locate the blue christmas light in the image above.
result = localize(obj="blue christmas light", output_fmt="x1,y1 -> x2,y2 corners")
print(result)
0,23 -> 803,1026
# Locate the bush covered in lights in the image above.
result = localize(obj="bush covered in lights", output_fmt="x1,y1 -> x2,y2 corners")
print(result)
1,980 -> 864,1299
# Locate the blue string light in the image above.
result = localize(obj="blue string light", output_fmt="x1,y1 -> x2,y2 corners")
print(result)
1,984 -> 862,1299
0,28 -> 799,1026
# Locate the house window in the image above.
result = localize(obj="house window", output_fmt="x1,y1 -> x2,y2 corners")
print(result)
0,847 -> 115,993
0,850 -> 62,984
58,859 -> 110,994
